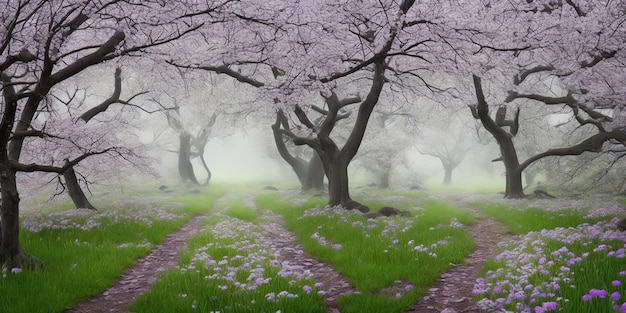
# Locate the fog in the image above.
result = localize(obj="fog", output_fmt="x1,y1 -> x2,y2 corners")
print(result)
154,128 -> 507,193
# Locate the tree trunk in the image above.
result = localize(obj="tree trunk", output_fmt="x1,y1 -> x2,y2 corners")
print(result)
303,154 -> 325,191
524,170 -> 536,187
499,138 -> 525,198
443,166 -> 453,185
271,110 -> 316,190
0,159 -> 21,266
178,133 -> 199,185
199,154 -> 212,186
472,75 -> 525,199
379,169 -> 391,189
322,151 -> 353,207
63,167 -> 97,210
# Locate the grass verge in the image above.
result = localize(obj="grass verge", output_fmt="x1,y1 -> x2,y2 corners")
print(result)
0,186 -> 224,313
130,194 -> 327,313
255,193 -> 476,313
471,197 -> 626,312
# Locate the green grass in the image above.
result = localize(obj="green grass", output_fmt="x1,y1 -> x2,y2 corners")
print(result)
256,193 -> 477,313
131,197 -> 327,313
0,186 -> 224,313
473,202 -> 618,234
475,219 -> 626,312
423,177 -> 505,194
223,201 -> 259,224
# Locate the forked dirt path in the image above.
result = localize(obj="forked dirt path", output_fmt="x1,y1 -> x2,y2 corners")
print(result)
66,192 -> 358,313
65,213 -> 206,313
231,193 -> 359,312
406,202 -> 513,313
65,192 -> 510,313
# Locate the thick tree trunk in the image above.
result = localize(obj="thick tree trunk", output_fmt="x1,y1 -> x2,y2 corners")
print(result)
472,75 -> 525,199
178,133 -> 199,185
499,138 -> 525,198
322,152 -> 352,207
0,160 -> 20,266
303,154 -> 325,191
443,166 -> 453,185
63,167 -> 97,210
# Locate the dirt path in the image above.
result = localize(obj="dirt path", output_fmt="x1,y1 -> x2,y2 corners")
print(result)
406,206 -> 513,313
65,213 -> 206,313
232,193 -> 359,312
255,209 -> 358,312
65,192 -> 511,313
66,193 -> 357,313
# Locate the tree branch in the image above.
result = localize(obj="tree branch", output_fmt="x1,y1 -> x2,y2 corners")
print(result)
519,131 -> 626,172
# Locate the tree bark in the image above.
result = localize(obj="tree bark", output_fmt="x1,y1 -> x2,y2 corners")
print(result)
0,159 -> 21,266
306,61 -> 386,210
272,110 -> 325,192
199,154 -> 212,186
322,151 -> 353,207
178,133 -> 199,185
0,73 -> 43,267
303,154 -> 325,191
472,75 -> 525,198
63,167 -> 97,210
443,166 -> 453,185
271,111 -> 309,187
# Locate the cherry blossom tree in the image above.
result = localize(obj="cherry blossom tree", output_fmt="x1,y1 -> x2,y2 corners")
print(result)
0,0 -> 224,267
170,0 -> 477,210
459,0 -> 626,198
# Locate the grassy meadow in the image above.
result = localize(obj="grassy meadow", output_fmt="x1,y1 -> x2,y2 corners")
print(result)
1,183 -> 625,313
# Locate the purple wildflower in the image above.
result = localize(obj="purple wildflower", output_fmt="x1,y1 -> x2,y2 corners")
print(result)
542,301 -> 557,311
589,289 -> 607,298
611,291 -> 621,301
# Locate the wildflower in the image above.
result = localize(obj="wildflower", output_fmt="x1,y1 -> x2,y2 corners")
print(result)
11,268 -> 22,274
303,285 -> 312,293
612,292 -> 621,301
542,301 -> 557,310
590,289 -> 607,298
332,243 -> 342,250
582,294 -> 591,301
620,271 -> 626,277
314,282 -> 323,287
405,284 -> 414,291
613,280 -> 622,286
